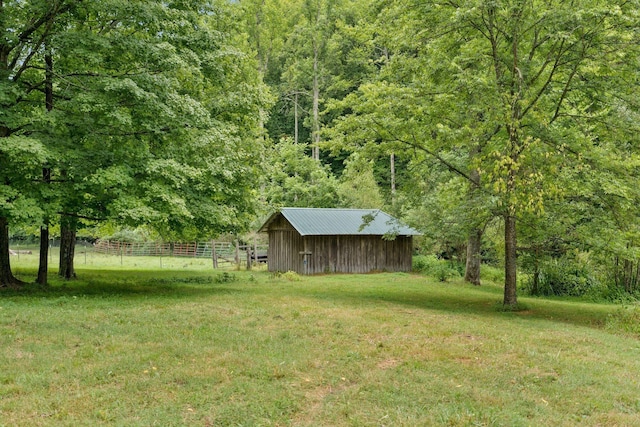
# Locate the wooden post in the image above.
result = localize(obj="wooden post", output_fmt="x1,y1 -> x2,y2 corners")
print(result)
212,240 -> 218,269
235,239 -> 240,266
246,247 -> 252,270
254,236 -> 258,265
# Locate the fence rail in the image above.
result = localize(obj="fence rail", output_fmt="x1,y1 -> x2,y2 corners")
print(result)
93,240 -> 268,266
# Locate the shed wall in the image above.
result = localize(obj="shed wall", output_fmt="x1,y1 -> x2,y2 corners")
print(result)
266,215 -> 304,273
303,235 -> 413,274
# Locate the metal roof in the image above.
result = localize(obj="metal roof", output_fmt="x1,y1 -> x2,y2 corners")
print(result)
259,208 -> 421,236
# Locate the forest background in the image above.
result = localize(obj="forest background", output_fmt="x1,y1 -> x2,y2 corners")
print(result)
2,0 -> 640,307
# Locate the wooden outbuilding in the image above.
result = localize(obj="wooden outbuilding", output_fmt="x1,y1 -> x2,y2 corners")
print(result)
259,208 -> 421,274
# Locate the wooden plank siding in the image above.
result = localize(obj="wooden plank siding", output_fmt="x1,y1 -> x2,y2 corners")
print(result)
266,215 -> 305,273
265,215 -> 413,274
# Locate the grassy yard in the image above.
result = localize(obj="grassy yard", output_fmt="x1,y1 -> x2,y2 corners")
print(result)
1,254 -> 640,426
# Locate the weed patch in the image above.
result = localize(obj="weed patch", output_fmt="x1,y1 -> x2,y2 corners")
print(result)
270,271 -> 302,282
413,255 -> 460,282
214,272 -> 238,283
605,305 -> 640,336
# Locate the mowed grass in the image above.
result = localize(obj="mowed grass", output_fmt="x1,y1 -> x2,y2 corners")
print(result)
2,255 -> 640,426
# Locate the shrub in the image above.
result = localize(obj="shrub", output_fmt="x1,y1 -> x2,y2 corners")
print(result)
605,306 -> 640,336
523,259 -> 598,297
413,255 -> 439,273
214,272 -> 238,283
282,271 -> 302,282
413,255 -> 460,282
481,265 -> 504,284
584,283 -> 639,304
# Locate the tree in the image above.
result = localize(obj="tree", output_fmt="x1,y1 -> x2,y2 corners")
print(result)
329,0 -> 640,306
0,0 -> 76,286
262,137 -> 340,208
1,0 -> 268,285
337,152 -> 385,209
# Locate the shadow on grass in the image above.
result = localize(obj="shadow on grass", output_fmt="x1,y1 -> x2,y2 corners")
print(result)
2,270 -> 619,333
1,268 -> 246,300
295,276 -> 615,332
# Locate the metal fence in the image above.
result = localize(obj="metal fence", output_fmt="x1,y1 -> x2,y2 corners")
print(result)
93,240 -> 268,266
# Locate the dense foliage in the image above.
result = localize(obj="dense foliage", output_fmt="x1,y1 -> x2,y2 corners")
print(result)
1,0 -> 266,285
241,0 -> 640,305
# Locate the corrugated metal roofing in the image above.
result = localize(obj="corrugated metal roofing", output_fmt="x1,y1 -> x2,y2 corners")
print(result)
260,208 -> 421,236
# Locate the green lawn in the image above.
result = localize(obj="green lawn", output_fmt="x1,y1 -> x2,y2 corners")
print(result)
1,256 -> 639,426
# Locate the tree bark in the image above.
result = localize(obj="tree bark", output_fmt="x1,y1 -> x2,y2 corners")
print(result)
465,227 -> 482,286
311,41 -> 320,161
531,246 -> 540,295
504,212 -> 518,306
37,226 -> 49,285
59,216 -> 77,279
464,148 -> 482,286
390,153 -> 396,207
37,45 -> 53,286
0,217 -> 23,287
294,92 -> 299,145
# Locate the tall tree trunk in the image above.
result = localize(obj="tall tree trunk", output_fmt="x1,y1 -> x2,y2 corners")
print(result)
504,212 -> 518,306
37,225 -> 49,285
311,42 -> 320,161
503,134 -> 519,306
294,92 -> 299,145
37,45 -> 53,286
59,216 -> 77,279
465,227 -> 482,286
0,217 -> 23,287
531,246 -> 540,295
390,153 -> 396,207
464,146 -> 483,285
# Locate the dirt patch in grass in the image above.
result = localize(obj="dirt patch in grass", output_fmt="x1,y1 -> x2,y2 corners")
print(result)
376,358 -> 400,370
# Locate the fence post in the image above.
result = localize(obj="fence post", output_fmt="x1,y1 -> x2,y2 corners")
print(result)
246,247 -> 252,270
254,236 -> 258,265
212,240 -> 218,269
235,239 -> 240,267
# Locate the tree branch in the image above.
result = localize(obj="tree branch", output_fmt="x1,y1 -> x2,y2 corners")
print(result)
58,212 -> 107,222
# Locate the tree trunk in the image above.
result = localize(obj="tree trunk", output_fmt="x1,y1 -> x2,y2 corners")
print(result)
294,92 -> 299,145
37,226 -> 49,285
37,167 -> 51,284
390,153 -> 396,207
504,212 -> 518,306
59,216 -> 77,279
37,43 -> 53,286
464,227 -> 482,286
0,217 -> 23,287
311,42 -> 320,161
531,246 -> 540,295
624,259 -> 633,293
464,148 -> 482,286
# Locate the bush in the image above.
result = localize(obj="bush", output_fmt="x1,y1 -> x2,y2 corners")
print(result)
214,272 -> 238,283
481,265 -> 504,284
584,283 -> 640,304
523,259 -> 598,297
413,255 -> 460,282
605,306 -> 640,336
413,255 -> 439,273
